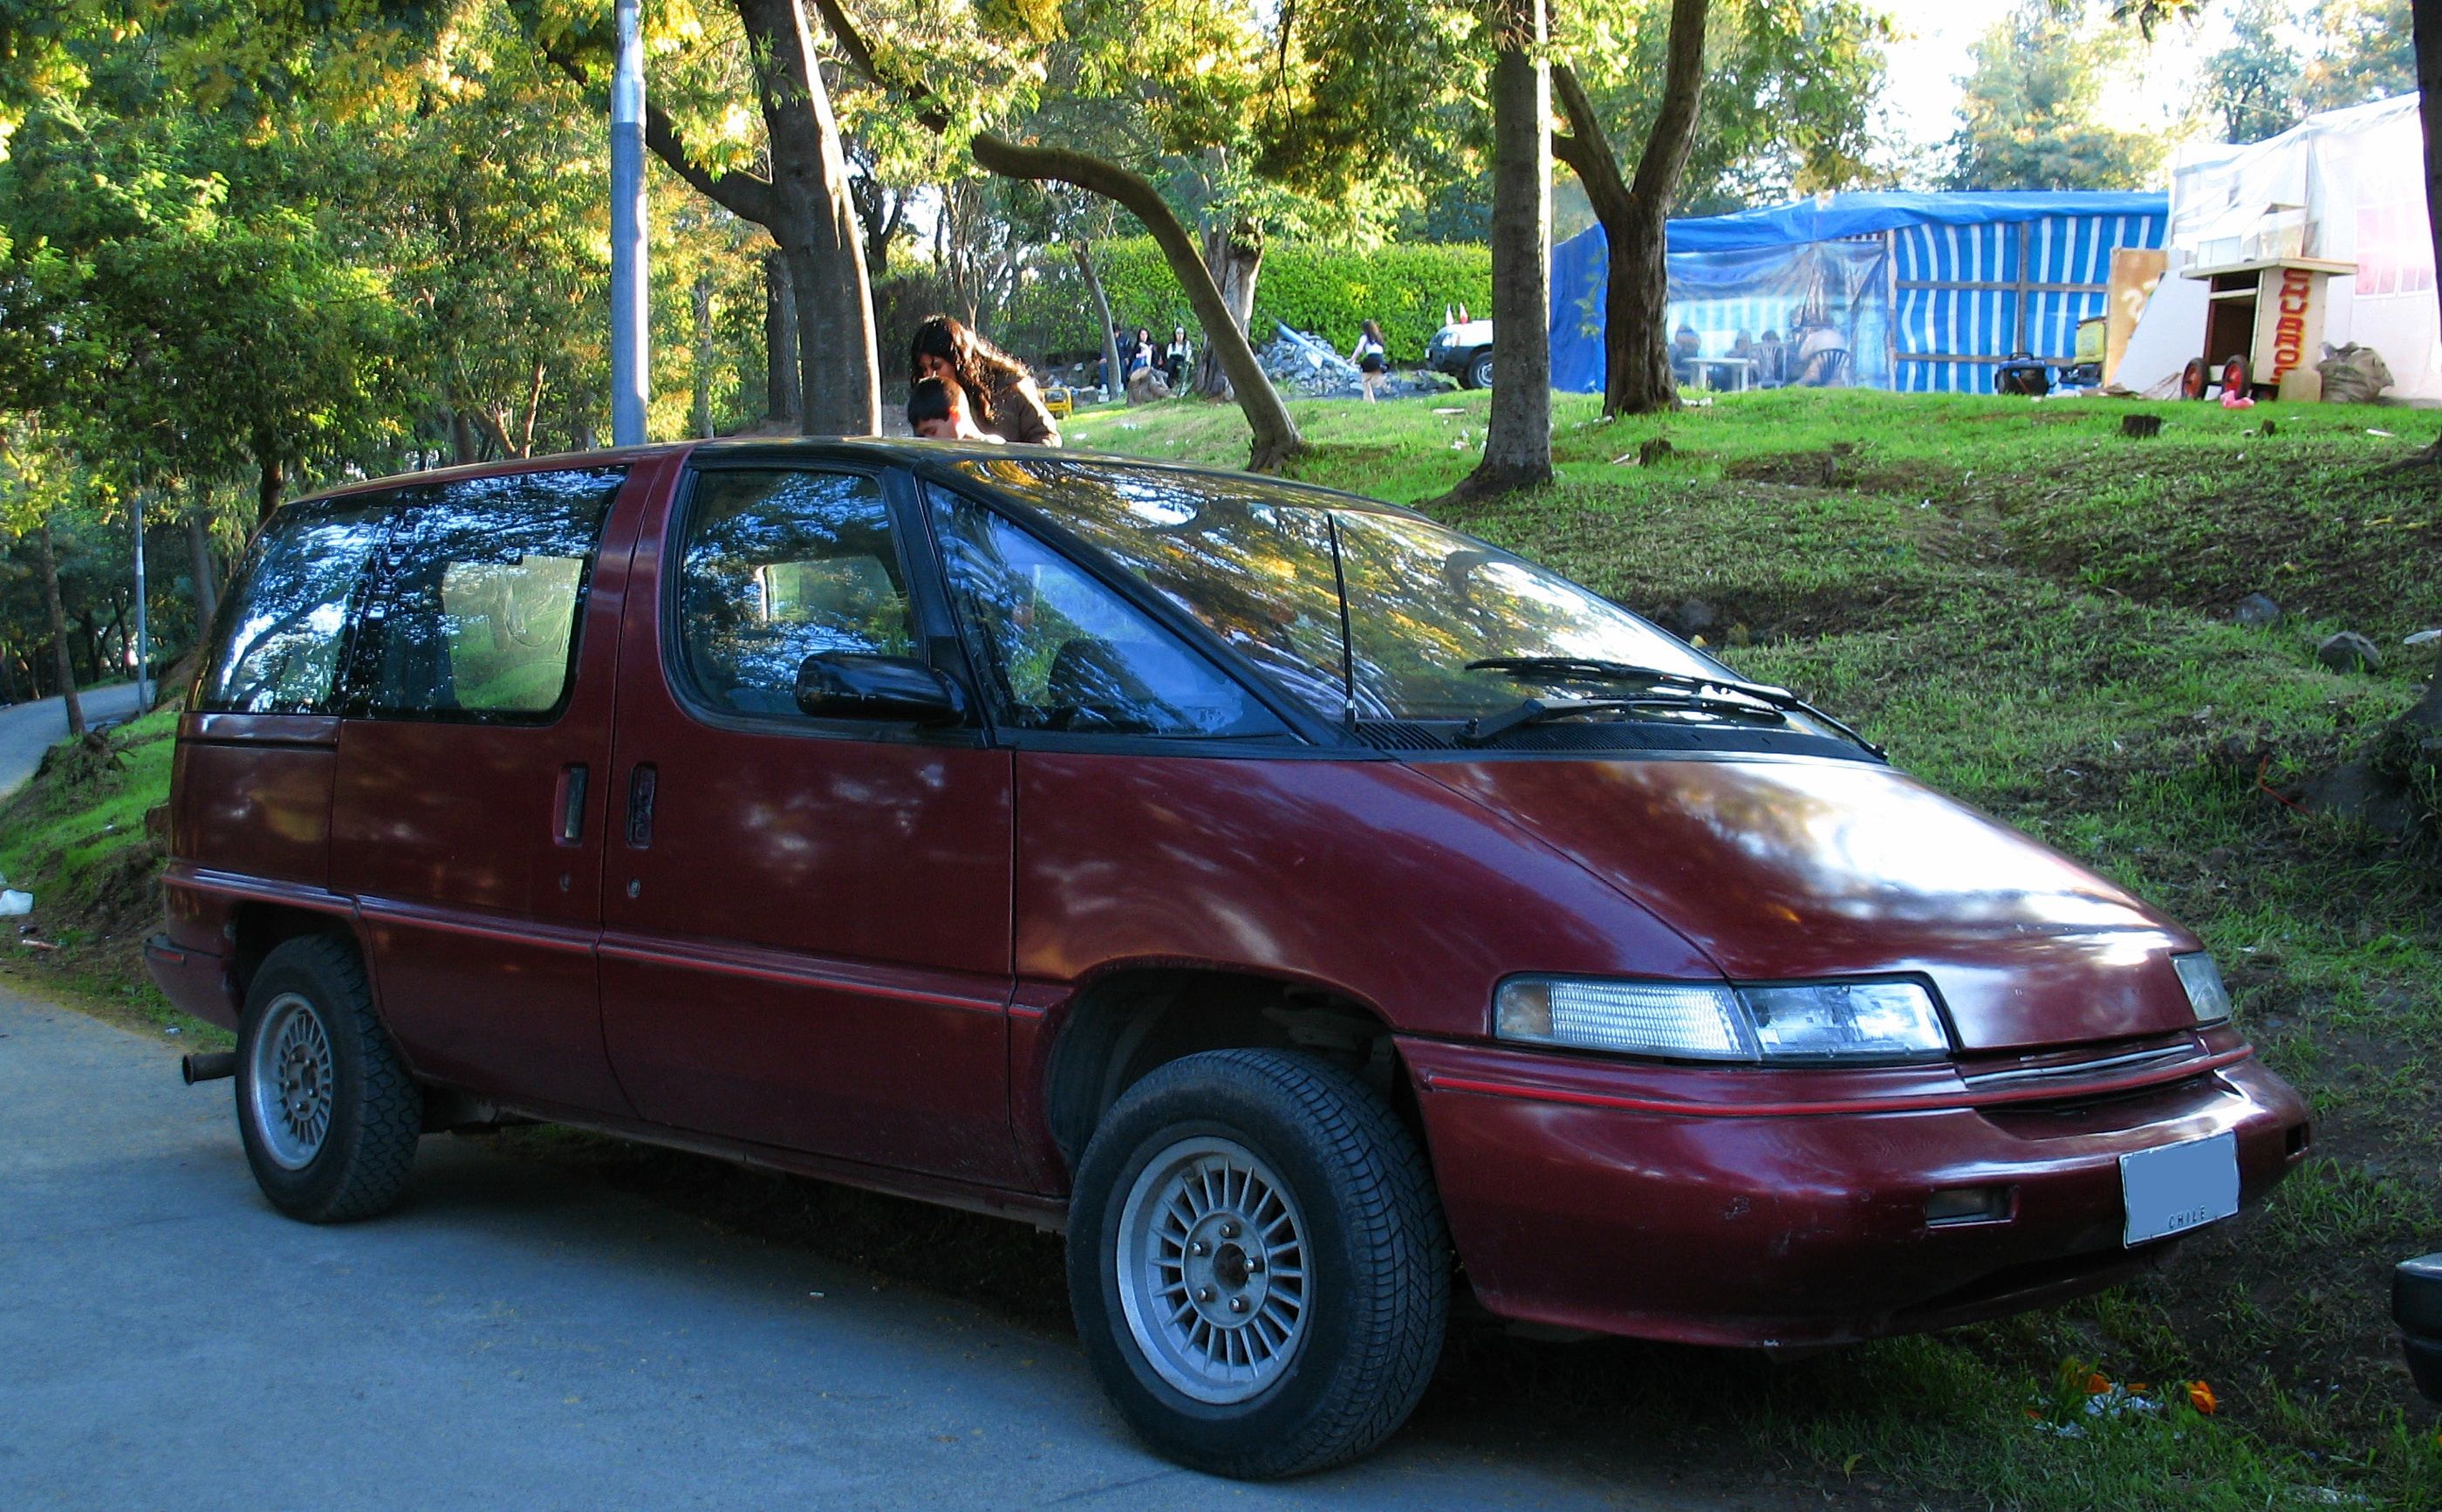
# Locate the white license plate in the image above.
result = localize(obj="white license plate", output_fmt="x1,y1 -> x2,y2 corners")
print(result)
2120,1132 -> 2240,1246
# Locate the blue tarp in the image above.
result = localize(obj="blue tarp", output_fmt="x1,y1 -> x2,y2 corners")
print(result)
1549,191 -> 2172,396
1659,190 -> 2168,252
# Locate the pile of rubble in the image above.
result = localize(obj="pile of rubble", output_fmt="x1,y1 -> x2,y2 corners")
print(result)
1257,325 -> 1455,401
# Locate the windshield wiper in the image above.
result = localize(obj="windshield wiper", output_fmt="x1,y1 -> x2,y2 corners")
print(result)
1463,655 -> 1885,756
1456,692 -> 1785,747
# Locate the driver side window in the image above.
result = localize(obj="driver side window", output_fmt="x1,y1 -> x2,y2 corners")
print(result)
676,469 -> 914,719
927,487 -> 1284,739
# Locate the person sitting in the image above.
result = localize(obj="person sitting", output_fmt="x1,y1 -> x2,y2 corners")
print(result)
908,377 -> 999,441
1671,323 -> 1703,387
1753,330 -> 1788,388
911,315 -> 1061,446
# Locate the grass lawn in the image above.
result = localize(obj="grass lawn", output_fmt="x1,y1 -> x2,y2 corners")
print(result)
4,387 -> 2437,1508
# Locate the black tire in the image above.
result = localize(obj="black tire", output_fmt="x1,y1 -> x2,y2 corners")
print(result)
1066,1049 -> 1449,1479
1466,349 -> 1495,391
2180,358 -> 2209,400
234,936 -> 422,1223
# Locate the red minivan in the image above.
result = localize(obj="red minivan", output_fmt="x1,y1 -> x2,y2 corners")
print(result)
153,441 -> 2309,1477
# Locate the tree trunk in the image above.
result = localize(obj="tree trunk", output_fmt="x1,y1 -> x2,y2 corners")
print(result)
1551,0 -> 1707,421
37,522 -> 83,736
1191,224 -> 1263,400
448,409 -> 480,464
737,0 -> 879,438
1073,242 -> 1125,399
254,433 -> 285,525
2414,0 -> 2442,463
1445,0 -> 1554,501
188,510 -> 219,633
765,250 -> 804,428
692,275 -> 717,438
970,134 -> 1306,471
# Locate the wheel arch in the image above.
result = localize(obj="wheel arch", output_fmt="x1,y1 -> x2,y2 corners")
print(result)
1036,966 -> 1421,1178
229,903 -> 365,1008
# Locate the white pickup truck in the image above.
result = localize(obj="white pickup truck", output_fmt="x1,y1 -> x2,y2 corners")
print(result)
1424,318 -> 1495,388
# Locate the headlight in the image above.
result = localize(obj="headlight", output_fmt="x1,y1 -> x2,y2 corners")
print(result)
1494,976 -> 1950,1064
1740,981 -> 1951,1063
2172,953 -> 2232,1024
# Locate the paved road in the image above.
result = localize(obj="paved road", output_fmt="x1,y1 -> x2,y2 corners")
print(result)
0,992 -> 1793,1511
0,684 -> 147,797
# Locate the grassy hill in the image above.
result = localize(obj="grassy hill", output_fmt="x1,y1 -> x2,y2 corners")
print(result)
5,386 -> 2436,1508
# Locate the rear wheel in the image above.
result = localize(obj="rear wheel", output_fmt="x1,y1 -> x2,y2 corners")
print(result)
1067,1049 -> 1448,1479
235,936 -> 422,1222
2180,358 -> 2209,400
1466,350 -> 1495,391
2220,354 -> 2251,398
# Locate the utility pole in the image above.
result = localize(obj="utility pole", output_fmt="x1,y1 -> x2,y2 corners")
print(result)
131,493 -> 149,714
609,0 -> 649,447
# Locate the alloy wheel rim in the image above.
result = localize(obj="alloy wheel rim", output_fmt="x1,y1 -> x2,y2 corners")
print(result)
248,992 -> 334,1171
1114,1135 -> 1310,1405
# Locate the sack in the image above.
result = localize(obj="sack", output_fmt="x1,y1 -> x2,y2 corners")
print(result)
2316,343 -> 2393,405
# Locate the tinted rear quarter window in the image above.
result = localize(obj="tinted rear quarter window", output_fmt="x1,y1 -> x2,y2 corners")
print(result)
199,494 -> 392,714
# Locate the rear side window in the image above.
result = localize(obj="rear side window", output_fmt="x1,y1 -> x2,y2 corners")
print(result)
354,469 -> 625,722
199,494 -> 391,714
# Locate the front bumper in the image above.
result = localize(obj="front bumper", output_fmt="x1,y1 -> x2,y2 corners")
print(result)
1401,1029 -> 2310,1348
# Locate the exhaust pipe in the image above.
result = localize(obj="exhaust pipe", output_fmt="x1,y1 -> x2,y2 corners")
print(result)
181,1051 -> 236,1085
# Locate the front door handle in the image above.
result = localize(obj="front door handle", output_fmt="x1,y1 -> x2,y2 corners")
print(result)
626,763 -> 657,849
555,764 -> 589,845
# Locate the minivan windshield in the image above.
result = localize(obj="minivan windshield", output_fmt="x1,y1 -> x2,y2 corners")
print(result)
954,458 -> 1731,723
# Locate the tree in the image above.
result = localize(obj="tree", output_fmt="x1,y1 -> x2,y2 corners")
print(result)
1948,2 -> 2165,189
2202,0 -> 2302,142
1444,0 -> 1555,499
2299,0 -> 2415,110
0,421 -> 88,733
1550,0 -> 1710,418
520,0 -> 882,438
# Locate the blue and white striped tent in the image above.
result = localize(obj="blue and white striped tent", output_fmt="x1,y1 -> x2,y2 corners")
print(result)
1549,192 -> 2170,395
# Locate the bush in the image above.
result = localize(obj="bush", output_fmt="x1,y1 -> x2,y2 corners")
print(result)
1001,238 -> 1491,366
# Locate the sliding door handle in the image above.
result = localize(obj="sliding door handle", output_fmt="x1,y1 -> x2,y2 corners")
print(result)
626,763 -> 657,849
554,764 -> 589,845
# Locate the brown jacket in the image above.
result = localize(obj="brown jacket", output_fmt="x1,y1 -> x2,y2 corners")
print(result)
978,374 -> 1061,448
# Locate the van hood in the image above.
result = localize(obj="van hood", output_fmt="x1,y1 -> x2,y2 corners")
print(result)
1418,756 -> 2203,1052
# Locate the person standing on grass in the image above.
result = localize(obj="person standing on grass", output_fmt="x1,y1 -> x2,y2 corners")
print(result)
911,315 -> 1061,447
1165,326 -> 1192,390
1348,318 -> 1388,402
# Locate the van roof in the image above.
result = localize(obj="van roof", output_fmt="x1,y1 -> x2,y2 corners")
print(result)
280,437 -> 1412,519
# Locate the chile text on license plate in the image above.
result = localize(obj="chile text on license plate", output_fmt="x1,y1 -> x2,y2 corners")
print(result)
2119,1132 -> 2240,1247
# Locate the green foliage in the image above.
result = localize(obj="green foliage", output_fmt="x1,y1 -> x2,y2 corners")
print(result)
1558,0 -> 1895,216
2300,0 -> 2416,112
1004,236 -> 1490,362
2201,0 -> 2302,143
1947,0 -> 2165,190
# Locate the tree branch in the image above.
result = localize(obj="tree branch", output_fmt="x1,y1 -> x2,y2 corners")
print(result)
1628,0 -> 1710,216
533,33 -> 776,224
1550,65 -> 1632,217
801,0 -> 950,133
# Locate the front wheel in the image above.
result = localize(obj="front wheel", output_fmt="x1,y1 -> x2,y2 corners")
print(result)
235,936 -> 422,1222
1067,1050 -> 1449,1479
1466,350 -> 1495,390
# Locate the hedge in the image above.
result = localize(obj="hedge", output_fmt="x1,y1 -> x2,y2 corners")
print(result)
1001,237 -> 1491,366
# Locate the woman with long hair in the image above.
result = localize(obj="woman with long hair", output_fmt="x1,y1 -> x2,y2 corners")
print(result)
1348,318 -> 1388,402
910,316 -> 1061,447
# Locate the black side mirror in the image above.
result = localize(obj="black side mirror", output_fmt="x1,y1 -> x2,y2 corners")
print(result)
794,652 -> 966,725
